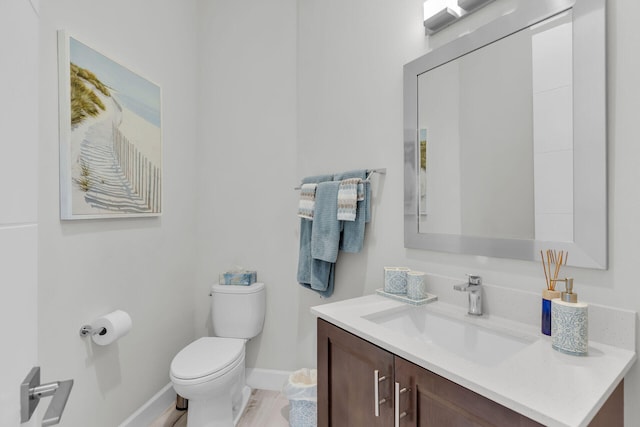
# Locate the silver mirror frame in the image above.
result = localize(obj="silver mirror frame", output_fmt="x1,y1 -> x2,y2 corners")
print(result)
404,0 -> 607,269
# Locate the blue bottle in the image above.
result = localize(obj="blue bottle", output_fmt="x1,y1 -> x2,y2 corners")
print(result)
541,289 -> 561,335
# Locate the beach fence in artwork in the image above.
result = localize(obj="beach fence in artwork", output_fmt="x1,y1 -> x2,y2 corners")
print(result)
112,124 -> 161,213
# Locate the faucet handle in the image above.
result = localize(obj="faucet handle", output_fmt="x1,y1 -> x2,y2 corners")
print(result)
466,274 -> 482,286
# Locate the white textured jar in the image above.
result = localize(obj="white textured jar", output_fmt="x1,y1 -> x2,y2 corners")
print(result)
383,267 -> 410,294
551,299 -> 589,356
407,271 -> 427,300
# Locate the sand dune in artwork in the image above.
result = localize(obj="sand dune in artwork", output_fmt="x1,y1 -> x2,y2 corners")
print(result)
69,86 -> 161,215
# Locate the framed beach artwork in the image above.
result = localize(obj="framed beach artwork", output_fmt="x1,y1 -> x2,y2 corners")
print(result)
58,31 -> 162,219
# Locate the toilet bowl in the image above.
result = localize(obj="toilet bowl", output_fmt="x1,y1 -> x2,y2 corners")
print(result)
169,282 -> 266,427
170,337 -> 247,427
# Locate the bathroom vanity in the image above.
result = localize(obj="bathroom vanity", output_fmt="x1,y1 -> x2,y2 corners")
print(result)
313,0 -> 632,424
312,295 -> 635,427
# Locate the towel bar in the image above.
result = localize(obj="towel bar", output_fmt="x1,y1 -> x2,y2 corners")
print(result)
294,168 -> 386,190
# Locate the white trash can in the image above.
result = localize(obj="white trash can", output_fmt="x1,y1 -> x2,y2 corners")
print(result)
283,368 -> 317,427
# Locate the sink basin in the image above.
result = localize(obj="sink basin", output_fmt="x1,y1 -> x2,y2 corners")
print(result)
365,306 -> 537,366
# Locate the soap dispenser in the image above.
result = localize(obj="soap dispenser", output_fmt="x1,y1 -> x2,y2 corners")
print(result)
551,278 -> 588,356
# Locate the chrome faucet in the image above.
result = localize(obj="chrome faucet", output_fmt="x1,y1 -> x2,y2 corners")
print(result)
454,274 -> 482,316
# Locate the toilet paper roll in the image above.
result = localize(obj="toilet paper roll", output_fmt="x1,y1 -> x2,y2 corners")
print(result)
91,310 -> 132,346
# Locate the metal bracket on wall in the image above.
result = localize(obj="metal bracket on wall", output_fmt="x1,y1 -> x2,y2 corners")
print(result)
20,366 -> 74,426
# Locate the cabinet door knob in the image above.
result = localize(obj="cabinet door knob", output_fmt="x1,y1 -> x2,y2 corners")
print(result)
394,381 -> 410,427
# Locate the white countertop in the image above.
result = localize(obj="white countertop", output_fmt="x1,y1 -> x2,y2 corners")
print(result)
311,294 -> 637,427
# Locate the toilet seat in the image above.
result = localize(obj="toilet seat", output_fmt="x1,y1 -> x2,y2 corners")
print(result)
170,337 -> 244,385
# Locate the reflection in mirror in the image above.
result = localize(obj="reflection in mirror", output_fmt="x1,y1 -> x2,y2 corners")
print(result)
404,0 -> 607,269
418,12 -> 573,242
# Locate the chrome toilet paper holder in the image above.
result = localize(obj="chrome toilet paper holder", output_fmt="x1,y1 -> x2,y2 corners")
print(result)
79,325 -> 107,337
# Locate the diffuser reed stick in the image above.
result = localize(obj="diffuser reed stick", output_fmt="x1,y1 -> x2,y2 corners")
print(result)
541,249 -> 568,291
540,250 -> 550,290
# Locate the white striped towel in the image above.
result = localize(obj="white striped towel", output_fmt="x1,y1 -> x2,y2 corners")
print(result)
298,183 -> 318,219
337,178 -> 360,221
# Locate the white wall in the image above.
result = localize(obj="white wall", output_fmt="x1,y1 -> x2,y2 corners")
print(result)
296,0 -> 640,424
194,0 -> 299,371
37,1 -> 200,425
296,0 -> 428,366
0,0 -> 38,425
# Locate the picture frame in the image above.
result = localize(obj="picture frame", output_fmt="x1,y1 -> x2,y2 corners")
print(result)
58,30 -> 162,219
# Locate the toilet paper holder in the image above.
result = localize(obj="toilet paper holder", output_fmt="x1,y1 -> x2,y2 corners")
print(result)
79,325 -> 107,338
78,310 -> 133,345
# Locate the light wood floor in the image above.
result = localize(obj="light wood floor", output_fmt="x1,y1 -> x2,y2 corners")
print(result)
151,389 -> 289,427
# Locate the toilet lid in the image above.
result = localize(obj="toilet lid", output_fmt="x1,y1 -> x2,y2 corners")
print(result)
171,337 -> 244,380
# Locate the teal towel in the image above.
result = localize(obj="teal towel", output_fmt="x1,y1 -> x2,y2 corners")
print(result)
364,180 -> 371,223
334,170 -> 367,181
297,174 -> 334,296
310,261 -> 335,296
297,218 -> 313,284
311,181 -> 342,263
334,170 -> 368,253
300,263 -> 335,298
297,170 -> 370,297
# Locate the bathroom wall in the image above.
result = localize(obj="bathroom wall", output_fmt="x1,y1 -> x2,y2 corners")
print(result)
296,0 -> 640,424
295,0 -> 427,367
0,0 -> 38,425
193,0 -> 299,371
37,0 -> 200,425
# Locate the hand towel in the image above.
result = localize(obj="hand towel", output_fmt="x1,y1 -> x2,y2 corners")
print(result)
311,181 -> 342,263
337,178 -> 360,221
334,170 -> 367,181
364,180 -> 371,223
357,183 -> 365,201
297,218 -> 314,284
297,174 -> 333,287
300,262 -> 335,298
334,170 -> 368,253
297,183 -> 317,220
310,260 -> 335,296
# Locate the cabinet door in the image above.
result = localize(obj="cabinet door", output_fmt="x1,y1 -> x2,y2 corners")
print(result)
318,319 -> 395,427
394,356 -> 543,427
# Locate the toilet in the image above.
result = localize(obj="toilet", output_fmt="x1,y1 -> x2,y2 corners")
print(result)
170,282 -> 266,427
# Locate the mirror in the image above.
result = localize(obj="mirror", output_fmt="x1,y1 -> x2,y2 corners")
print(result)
404,0 -> 607,269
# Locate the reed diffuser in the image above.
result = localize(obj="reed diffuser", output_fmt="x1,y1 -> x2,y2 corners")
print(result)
540,249 -> 568,336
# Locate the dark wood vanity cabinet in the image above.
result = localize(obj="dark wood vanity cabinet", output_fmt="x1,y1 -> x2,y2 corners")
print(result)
317,317 -> 395,426
394,356 -> 542,427
318,318 -> 623,427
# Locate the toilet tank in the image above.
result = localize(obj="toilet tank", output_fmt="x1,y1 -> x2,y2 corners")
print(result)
210,282 -> 266,339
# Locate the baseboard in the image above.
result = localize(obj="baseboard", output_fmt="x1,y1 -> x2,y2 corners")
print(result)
118,369 -> 292,426
118,382 -> 175,427
246,368 -> 292,391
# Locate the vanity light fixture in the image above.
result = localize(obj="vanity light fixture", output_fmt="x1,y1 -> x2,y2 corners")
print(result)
423,0 -> 464,35
457,0 -> 496,11
423,0 -> 496,35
